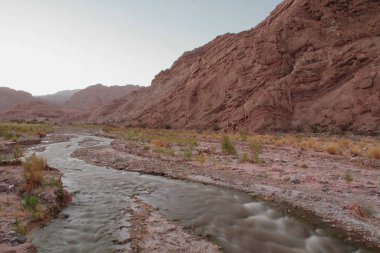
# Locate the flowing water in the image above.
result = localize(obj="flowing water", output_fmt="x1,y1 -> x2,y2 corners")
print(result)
30,135 -> 370,253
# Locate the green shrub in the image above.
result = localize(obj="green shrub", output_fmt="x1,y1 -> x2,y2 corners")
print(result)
221,135 -> 237,155
22,194 -> 38,211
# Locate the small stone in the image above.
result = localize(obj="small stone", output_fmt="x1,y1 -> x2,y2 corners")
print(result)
290,175 -> 300,184
10,236 -> 27,245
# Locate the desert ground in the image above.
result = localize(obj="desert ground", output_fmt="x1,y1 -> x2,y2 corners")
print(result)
1,123 -> 379,252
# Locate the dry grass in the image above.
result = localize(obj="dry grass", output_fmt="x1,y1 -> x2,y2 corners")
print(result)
22,153 -> 47,192
221,135 -> 237,155
151,139 -> 171,148
77,125 -> 380,160
367,146 -> 380,160
0,122 -> 53,140
349,145 -> 362,157
325,143 -> 342,155
248,138 -> 263,163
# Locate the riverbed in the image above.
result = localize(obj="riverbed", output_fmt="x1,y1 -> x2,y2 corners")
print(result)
30,135 -> 372,253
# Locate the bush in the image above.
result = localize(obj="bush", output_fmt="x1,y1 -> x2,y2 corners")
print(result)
22,194 -> 38,211
239,131 -> 248,142
196,153 -> 206,165
343,170 -> 353,185
183,149 -> 193,161
23,153 -> 47,192
249,138 -> 263,163
240,153 -> 250,163
212,124 -> 221,132
350,145 -> 361,157
367,146 -> 380,160
221,135 -> 237,155
325,143 -> 342,155
12,145 -> 23,159
164,124 -> 172,130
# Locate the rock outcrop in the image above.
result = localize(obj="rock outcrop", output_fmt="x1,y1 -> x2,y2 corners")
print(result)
88,0 -> 380,134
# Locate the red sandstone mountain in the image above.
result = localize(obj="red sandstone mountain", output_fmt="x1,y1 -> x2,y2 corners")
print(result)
88,0 -> 380,134
64,84 -> 141,111
0,87 -> 35,113
0,84 -> 142,122
37,90 -> 80,106
0,101 -> 63,122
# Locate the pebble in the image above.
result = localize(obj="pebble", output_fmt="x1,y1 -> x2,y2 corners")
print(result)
290,175 -> 300,184
10,236 -> 27,245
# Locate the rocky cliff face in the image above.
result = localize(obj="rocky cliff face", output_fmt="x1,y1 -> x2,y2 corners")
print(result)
64,84 -> 141,111
0,87 -> 35,113
88,0 -> 380,134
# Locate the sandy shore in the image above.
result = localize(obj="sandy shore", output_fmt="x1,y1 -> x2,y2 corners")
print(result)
71,135 -> 380,251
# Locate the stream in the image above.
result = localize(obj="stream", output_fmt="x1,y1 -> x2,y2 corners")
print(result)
30,135 -> 370,253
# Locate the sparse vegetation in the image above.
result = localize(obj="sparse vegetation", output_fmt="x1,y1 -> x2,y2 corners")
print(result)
154,147 -> 176,157
22,153 -> 47,192
22,194 -> 38,211
13,217 -> 26,235
183,149 -> 193,161
367,146 -> 380,160
0,123 -> 53,141
221,135 -> 237,155
12,145 -> 23,159
240,153 -> 250,163
325,143 -> 342,155
343,170 -> 353,185
349,145 -> 362,157
248,138 -> 263,163
196,153 -> 206,165
239,131 -> 248,142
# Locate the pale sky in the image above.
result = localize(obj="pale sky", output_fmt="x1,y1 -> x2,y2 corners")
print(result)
0,0 -> 281,95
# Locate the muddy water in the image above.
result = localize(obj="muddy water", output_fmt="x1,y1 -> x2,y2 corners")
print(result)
30,136 -> 370,253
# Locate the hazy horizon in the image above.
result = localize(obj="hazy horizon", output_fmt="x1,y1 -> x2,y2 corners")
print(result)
0,0 -> 281,96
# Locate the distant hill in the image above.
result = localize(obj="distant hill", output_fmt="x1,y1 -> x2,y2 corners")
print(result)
64,84 -> 141,111
0,87 -> 35,113
37,90 -> 80,106
0,100 -> 63,122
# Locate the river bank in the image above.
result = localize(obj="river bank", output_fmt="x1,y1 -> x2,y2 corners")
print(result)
126,197 -> 221,253
71,133 -> 380,251
0,137 -> 71,253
